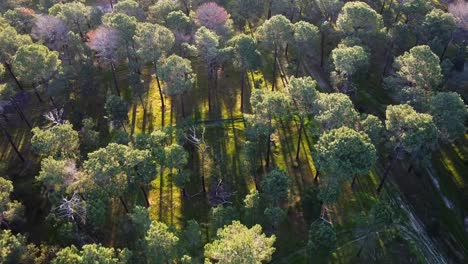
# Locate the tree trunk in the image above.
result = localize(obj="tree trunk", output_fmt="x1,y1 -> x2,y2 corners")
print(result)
109,0 -> 113,9
141,185 -> 150,207
0,123 -> 25,162
240,70 -> 245,112
314,170 -> 319,182
380,0 -> 387,14
376,150 -> 400,194
131,103 -> 137,136
351,175 -> 357,188
295,118 -> 304,163
320,32 -> 325,67
266,131 -> 272,168
284,44 -> 289,62
180,95 -> 185,118
295,57 -> 301,77
207,67 -> 212,113
119,196 -> 129,213
154,63 -> 165,127
110,62 -> 120,96
250,71 -> 255,87
49,96 -> 59,109
272,47 -> 278,91
159,166 -> 164,220
201,155 -> 207,193
4,63 -> 23,90
32,84 -> 43,102
11,99 -> 32,129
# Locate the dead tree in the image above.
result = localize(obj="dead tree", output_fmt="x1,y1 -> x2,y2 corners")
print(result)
186,126 -> 210,193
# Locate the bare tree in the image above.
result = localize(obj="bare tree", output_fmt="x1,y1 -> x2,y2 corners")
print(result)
32,15 -> 69,51
44,108 -> 65,126
86,26 -> 122,95
185,126 -> 210,193
449,0 -> 468,31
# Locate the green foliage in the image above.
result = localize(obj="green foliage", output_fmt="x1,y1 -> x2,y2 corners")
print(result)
205,221 -> 276,263
0,177 -> 23,224
287,76 -> 319,116
385,104 -> 438,158
314,92 -> 359,132
36,157 -> 76,195
386,45 -> 442,110
0,230 -> 29,264
314,126 -> 377,181
164,144 -> 188,169
0,25 -> 32,64
360,114 -> 384,145
422,9 -> 456,55
134,22 -> 174,64
103,12 -> 138,43
264,206 -> 286,228
13,43 -> 61,84
307,221 -> 337,255
256,15 -> 293,51
31,122 -> 80,159
331,44 -> 369,75
250,89 -> 291,121
52,244 -> 131,264
261,168 -> 290,206
105,95 -> 129,125
158,54 -> 195,97
114,0 -> 144,20
49,2 -> 89,37
129,206 -> 152,238
229,33 -> 262,71
181,219 -> 203,255
144,221 -> 179,264
293,21 -> 319,56
148,0 -> 180,24
430,92 -> 467,142
336,1 -> 383,41
209,205 -> 240,235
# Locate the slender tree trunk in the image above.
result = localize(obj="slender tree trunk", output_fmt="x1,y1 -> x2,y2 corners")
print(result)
49,96 -> 58,109
119,196 -> 129,213
110,62 -> 120,96
320,32 -> 325,67
376,149 -> 400,194
266,121 -> 272,168
207,67 -> 212,113
250,71 -> 255,87
351,175 -> 357,188
131,103 -> 137,136
314,170 -> 319,182
240,70 -> 245,112
295,57 -> 301,77
109,0 -> 113,9
295,118 -> 304,163
159,166 -> 164,220
267,0 -> 272,19
4,63 -> 23,90
440,34 -> 452,61
272,47 -> 278,91
32,84 -> 43,102
154,63 -> 165,127
201,155 -> 206,193
284,44 -> 289,62
180,94 -> 185,118
11,99 -> 32,129
0,123 -> 25,162
141,185 -> 150,207
380,0 -> 387,14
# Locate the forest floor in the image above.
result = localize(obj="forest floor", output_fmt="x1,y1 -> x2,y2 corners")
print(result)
0,44 -> 467,264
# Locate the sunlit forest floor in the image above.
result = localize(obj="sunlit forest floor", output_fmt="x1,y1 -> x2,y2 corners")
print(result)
1,41 -> 467,263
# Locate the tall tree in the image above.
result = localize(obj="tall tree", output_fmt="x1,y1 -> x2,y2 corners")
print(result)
158,54 -> 195,118
0,177 -> 23,226
421,9 -> 456,58
195,2 -> 233,39
31,122 -> 79,159
230,34 -> 262,112
52,244 -> 131,264
377,104 -> 438,193
205,221 -> 276,263
384,45 -> 442,111
86,26 -> 122,95
0,26 -> 32,90
249,89 -> 291,167
330,44 -> 369,95
336,1 -> 384,45
313,126 -> 377,187
287,76 -> 319,162
134,22 -> 174,126
144,221 -> 179,264
12,43 -> 61,103
256,15 -> 293,90
261,168 -> 290,206
292,21 -> 319,76
430,92 -> 467,143
307,220 -> 337,259
314,92 -> 359,133
49,2 -> 90,39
